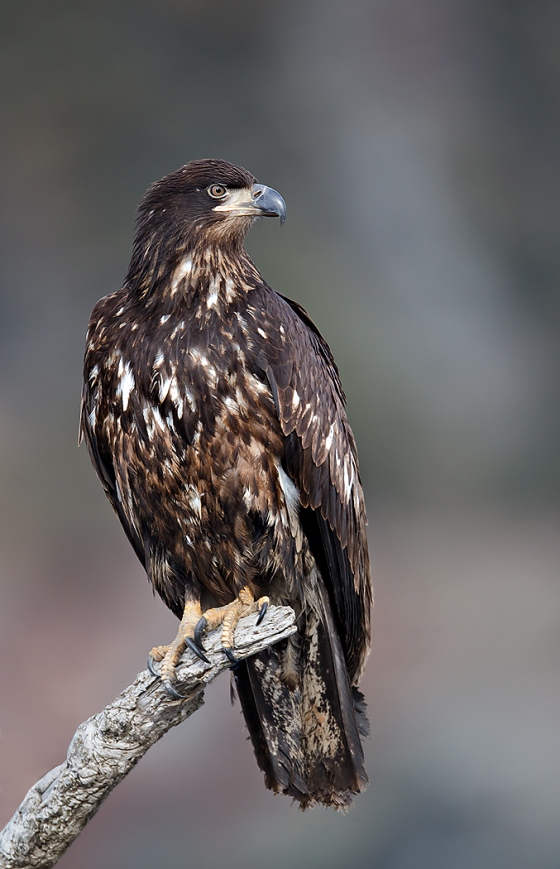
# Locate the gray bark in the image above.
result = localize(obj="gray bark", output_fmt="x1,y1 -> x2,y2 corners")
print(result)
0,605 -> 296,869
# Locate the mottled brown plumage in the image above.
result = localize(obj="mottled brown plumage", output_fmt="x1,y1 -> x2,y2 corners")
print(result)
80,159 -> 372,809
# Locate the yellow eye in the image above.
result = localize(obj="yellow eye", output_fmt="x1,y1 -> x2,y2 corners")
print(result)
207,184 -> 228,199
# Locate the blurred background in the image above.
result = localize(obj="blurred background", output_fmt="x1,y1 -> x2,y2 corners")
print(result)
1,1 -> 559,866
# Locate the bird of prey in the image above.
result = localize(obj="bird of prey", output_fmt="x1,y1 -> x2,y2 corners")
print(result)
80,159 -> 372,809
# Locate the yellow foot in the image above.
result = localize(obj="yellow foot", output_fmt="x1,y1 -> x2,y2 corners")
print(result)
148,588 -> 269,697
147,599 -> 208,698
197,587 -> 269,667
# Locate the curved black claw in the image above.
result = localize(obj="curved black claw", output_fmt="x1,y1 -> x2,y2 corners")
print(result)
162,679 -> 186,699
256,601 -> 268,626
224,647 -> 240,671
147,655 -> 160,678
185,636 -> 211,664
194,616 -> 208,649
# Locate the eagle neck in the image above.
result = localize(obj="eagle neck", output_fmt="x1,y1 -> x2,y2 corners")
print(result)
126,235 -> 261,316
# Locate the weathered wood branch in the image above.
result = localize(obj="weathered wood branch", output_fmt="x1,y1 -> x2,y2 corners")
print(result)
0,605 -> 296,869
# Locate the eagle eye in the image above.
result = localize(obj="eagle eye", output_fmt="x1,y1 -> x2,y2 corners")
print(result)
207,184 -> 228,200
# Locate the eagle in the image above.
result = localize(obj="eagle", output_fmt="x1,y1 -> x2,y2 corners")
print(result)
80,159 -> 372,809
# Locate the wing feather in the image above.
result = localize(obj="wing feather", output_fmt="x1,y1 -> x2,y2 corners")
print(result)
251,289 -> 372,682
79,325 -> 146,569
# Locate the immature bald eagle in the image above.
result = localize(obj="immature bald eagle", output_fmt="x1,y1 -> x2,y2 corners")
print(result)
80,159 -> 372,809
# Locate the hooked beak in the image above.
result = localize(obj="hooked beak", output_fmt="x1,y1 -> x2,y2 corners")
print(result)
250,184 -> 286,224
213,184 -> 286,224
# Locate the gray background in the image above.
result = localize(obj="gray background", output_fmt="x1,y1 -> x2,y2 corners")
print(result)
1,2 -> 559,867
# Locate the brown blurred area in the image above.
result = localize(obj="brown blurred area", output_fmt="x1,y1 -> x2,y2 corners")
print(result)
1,2 -> 560,867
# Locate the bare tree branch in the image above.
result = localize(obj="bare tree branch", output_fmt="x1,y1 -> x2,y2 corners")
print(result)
0,605 -> 297,869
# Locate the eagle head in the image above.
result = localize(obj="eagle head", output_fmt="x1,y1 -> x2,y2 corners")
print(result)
137,159 -> 285,249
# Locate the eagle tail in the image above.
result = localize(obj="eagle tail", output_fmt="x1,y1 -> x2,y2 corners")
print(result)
234,580 -> 369,809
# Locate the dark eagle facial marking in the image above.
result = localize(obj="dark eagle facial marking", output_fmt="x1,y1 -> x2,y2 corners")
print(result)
81,158 -> 372,810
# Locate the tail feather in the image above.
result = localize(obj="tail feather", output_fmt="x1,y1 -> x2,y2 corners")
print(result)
234,643 -> 310,802
352,687 -> 371,738
235,579 -> 369,809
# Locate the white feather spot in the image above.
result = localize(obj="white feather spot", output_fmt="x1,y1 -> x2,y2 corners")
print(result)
191,420 -> 202,446
152,407 -> 165,430
235,386 -> 248,410
160,314 -> 170,324
188,487 -> 202,517
278,464 -> 301,532
116,363 -> 135,411
171,258 -> 192,295
189,348 -> 206,366
169,377 -> 182,410
236,313 -> 248,333
224,277 -> 236,302
206,275 -> 220,309
325,422 -> 335,451
251,377 -> 268,394
343,460 -> 354,502
189,348 -> 217,385
159,376 -> 171,402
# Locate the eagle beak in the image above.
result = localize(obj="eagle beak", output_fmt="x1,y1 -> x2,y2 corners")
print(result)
213,184 -> 286,225
250,184 -> 286,224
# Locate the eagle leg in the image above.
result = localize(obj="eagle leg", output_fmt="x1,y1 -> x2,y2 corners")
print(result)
148,600 -> 210,697
194,586 -> 269,667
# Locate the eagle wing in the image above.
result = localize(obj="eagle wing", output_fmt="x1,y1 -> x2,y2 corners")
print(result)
79,298 -> 147,571
251,289 -> 372,683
